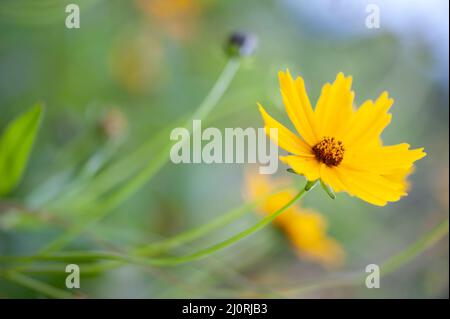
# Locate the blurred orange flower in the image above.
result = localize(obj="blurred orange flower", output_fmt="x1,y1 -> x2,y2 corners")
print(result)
135,0 -> 202,41
245,172 -> 345,268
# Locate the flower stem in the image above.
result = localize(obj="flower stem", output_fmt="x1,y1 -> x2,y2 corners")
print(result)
147,186 -> 307,266
50,59 -> 241,212
191,59 -> 240,120
134,184 -> 291,256
277,217 -> 449,297
379,217 -> 449,276
2,183 -> 309,269
1,271 -> 75,299
1,184 -> 295,275
37,58 -> 241,255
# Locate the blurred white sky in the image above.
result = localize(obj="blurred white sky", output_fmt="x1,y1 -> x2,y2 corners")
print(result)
283,0 -> 449,86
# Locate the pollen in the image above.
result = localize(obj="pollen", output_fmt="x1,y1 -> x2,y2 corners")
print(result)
312,136 -> 345,167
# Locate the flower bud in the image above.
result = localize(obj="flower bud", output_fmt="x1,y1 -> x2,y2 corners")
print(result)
99,108 -> 127,140
225,31 -> 258,57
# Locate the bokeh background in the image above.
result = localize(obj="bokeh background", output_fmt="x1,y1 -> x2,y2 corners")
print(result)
0,0 -> 448,298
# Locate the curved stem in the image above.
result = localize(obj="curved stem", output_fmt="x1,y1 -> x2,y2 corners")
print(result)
1,271 -> 76,299
191,59 -> 240,120
1,184 -> 309,268
38,58 -> 241,254
379,217 -> 449,276
134,202 -> 258,256
51,60 -> 241,212
134,184 -> 292,256
152,186 -> 307,265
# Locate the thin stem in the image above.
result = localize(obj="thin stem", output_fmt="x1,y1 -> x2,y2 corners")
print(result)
51,59 -> 241,211
134,184 -> 291,256
134,201 -> 258,256
37,58 -> 241,254
2,184 -> 309,268
1,271 -> 75,299
153,187 -> 307,266
191,59 -> 241,120
278,217 -> 449,297
1,183 -> 294,276
380,217 -> 449,276
49,122 -> 177,211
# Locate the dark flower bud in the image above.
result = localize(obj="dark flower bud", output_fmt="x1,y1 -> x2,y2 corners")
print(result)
226,31 -> 258,57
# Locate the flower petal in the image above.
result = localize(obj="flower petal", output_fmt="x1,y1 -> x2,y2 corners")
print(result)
334,166 -> 408,206
342,91 -> 393,148
320,164 -> 346,192
382,167 -> 414,193
279,70 -> 318,146
314,73 -> 355,140
258,103 -> 313,156
343,143 -> 426,175
284,208 -> 345,267
280,155 -> 320,181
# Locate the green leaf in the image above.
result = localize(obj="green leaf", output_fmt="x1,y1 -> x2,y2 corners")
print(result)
0,104 -> 43,196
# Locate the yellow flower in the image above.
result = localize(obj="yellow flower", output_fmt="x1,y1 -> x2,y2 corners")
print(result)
245,172 -> 344,268
258,71 -> 426,206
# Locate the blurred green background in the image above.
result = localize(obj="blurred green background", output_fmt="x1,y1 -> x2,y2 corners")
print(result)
0,0 -> 448,298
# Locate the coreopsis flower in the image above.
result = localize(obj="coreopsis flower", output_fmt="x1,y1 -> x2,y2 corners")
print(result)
245,173 -> 344,268
258,71 -> 426,206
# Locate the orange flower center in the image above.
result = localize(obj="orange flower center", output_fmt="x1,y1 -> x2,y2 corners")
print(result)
312,136 -> 345,167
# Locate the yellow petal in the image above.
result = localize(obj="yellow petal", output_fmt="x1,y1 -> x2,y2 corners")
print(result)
314,73 -> 355,139
334,166 -> 407,206
283,209 -> 345,267
343,143 -> 426,175
298,238 -> 345,268
258,103 -> 313,156
382,166 -> 415,193
320,164 -> 346,192
342,91 -> 393,148
279,155 -> 320,181
279,70 -> 318,145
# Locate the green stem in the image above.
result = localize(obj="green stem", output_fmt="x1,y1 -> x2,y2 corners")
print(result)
134,184 -> 291,256
51,59 -> 241,212
279,217 -> 449,297
191,59 -> 240,120
2,184 -> 309,268
49,119 -> 181,212
380,217 -> 449,276
153,186 -> 307,266
1,183 -> 294,276
1,271 -> 75,299
134,201 -> 258,256
37,58 -> 241,254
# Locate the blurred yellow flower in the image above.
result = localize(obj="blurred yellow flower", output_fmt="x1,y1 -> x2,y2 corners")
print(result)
109,28 -> 163,95
135,0 -> 202,41
245,172 -> 344,268
258,71 -> 426,206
